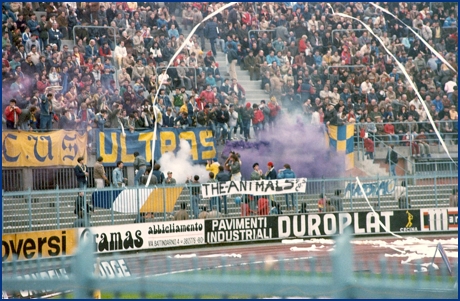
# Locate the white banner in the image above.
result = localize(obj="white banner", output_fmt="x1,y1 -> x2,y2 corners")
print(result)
78,220 -> 205,254
201,178 -> 308,198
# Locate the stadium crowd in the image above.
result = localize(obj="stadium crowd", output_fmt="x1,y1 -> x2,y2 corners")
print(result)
2,2 -> 458,150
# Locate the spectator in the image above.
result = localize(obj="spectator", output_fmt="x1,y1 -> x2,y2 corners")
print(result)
185,175 -> 200,219
133,151 -> 147,187
48,23 -> 63,51
112,160 -> 127,188
174,202 -> 189,220
385,145 -> 398,176
152,163 -> 165,184
364,136 -> 375,160
141,168 -> 158,186
74,157 -> 89,189
93,156 -> 108,188
277,164 -> 297,211
330,190 -> 344,211
4,99 -> 22,129
74,192 -> 93,227
165,171 -> 177,185
225,152 -> 242,181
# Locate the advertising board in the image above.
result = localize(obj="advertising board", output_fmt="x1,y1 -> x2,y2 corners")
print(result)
78,219 -> 205,254
2,229 -> 78,262
204,209 -> 430,242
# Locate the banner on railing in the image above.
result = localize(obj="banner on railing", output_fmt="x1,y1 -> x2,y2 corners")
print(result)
91,187 -> 184,214
201,178 -> 308,198
97,128 -> 216,166
344,179 -> 396,198
2,229 -> 78,262
78,219 -> 205,254
2,130 -> 87,167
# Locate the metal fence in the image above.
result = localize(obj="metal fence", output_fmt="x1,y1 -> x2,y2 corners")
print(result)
72,25 -> 119,88
2,169 -> 23,192
2,166 -> 128,192
2,230 -> 457,299
2,173 -> 457,234
353,120 -> 458,163
156,66 -> 198,90
247,29 -> 275,43
331,28 -> 369,43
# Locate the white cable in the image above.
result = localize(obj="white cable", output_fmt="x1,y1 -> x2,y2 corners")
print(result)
145,2 -> 239,187
328,5 -> 457,166
355,177 -> 403,239
370,2 -> 457,74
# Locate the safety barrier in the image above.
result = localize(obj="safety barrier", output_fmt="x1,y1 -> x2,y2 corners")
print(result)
353,120 -> 458,160
2,173 -> 457,234
331,28 -> 368,42
2,229 -> 457,299
156,66 -> 198,90
247,29 -> 275,43
72,25 -> 119,88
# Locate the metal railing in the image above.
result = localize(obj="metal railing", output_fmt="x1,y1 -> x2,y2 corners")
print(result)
2,230 -> 457,299
331,28 -> 368,43
413,160 -> 459,175
27,165 -> 128,191
353,120 -> 459,158
72,25 -> 119,88
248,29 -> 275,43
156,66 -> 198,90
2,173 -> 457,233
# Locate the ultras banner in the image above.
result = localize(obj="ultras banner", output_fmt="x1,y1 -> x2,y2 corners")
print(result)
204,209 -> 426,243
2,130 -> 87,167
201,178 -> 308,198
97,128 -> 216,165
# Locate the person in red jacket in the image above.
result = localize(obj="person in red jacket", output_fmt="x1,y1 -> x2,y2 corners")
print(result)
383,118 -> 400,145
298,35 -> 308,54
199,84 -> 215,106
241,196 -> 252,216
267,96 -> 281,129
4,99 -> 22,129
341,45 -> 351,65
98,42 -> 112,59
252,103 -> 264,139
364,137 -> 375,160
257,197 -> 269,215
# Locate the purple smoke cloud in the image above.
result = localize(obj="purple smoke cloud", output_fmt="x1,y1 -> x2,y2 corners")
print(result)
221,115 -> 346,180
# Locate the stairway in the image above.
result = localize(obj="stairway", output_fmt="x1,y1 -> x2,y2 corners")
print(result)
354,153 -> 389,177
182,27 -> 265,106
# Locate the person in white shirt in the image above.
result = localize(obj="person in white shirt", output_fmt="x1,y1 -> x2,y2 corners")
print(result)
311,107 -> 322,125
227,104 -> 238,140
114,41 -> 127,70
360,78 -> 373,94
444,78 -> 457,96
329,87 -> 340,106
158,70 -> 171,91
28,46 -> 41,65
419,22 -> 432,41
409,97 -> 422,109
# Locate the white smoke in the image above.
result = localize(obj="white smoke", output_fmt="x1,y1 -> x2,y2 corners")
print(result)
158,139 -> 209,184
